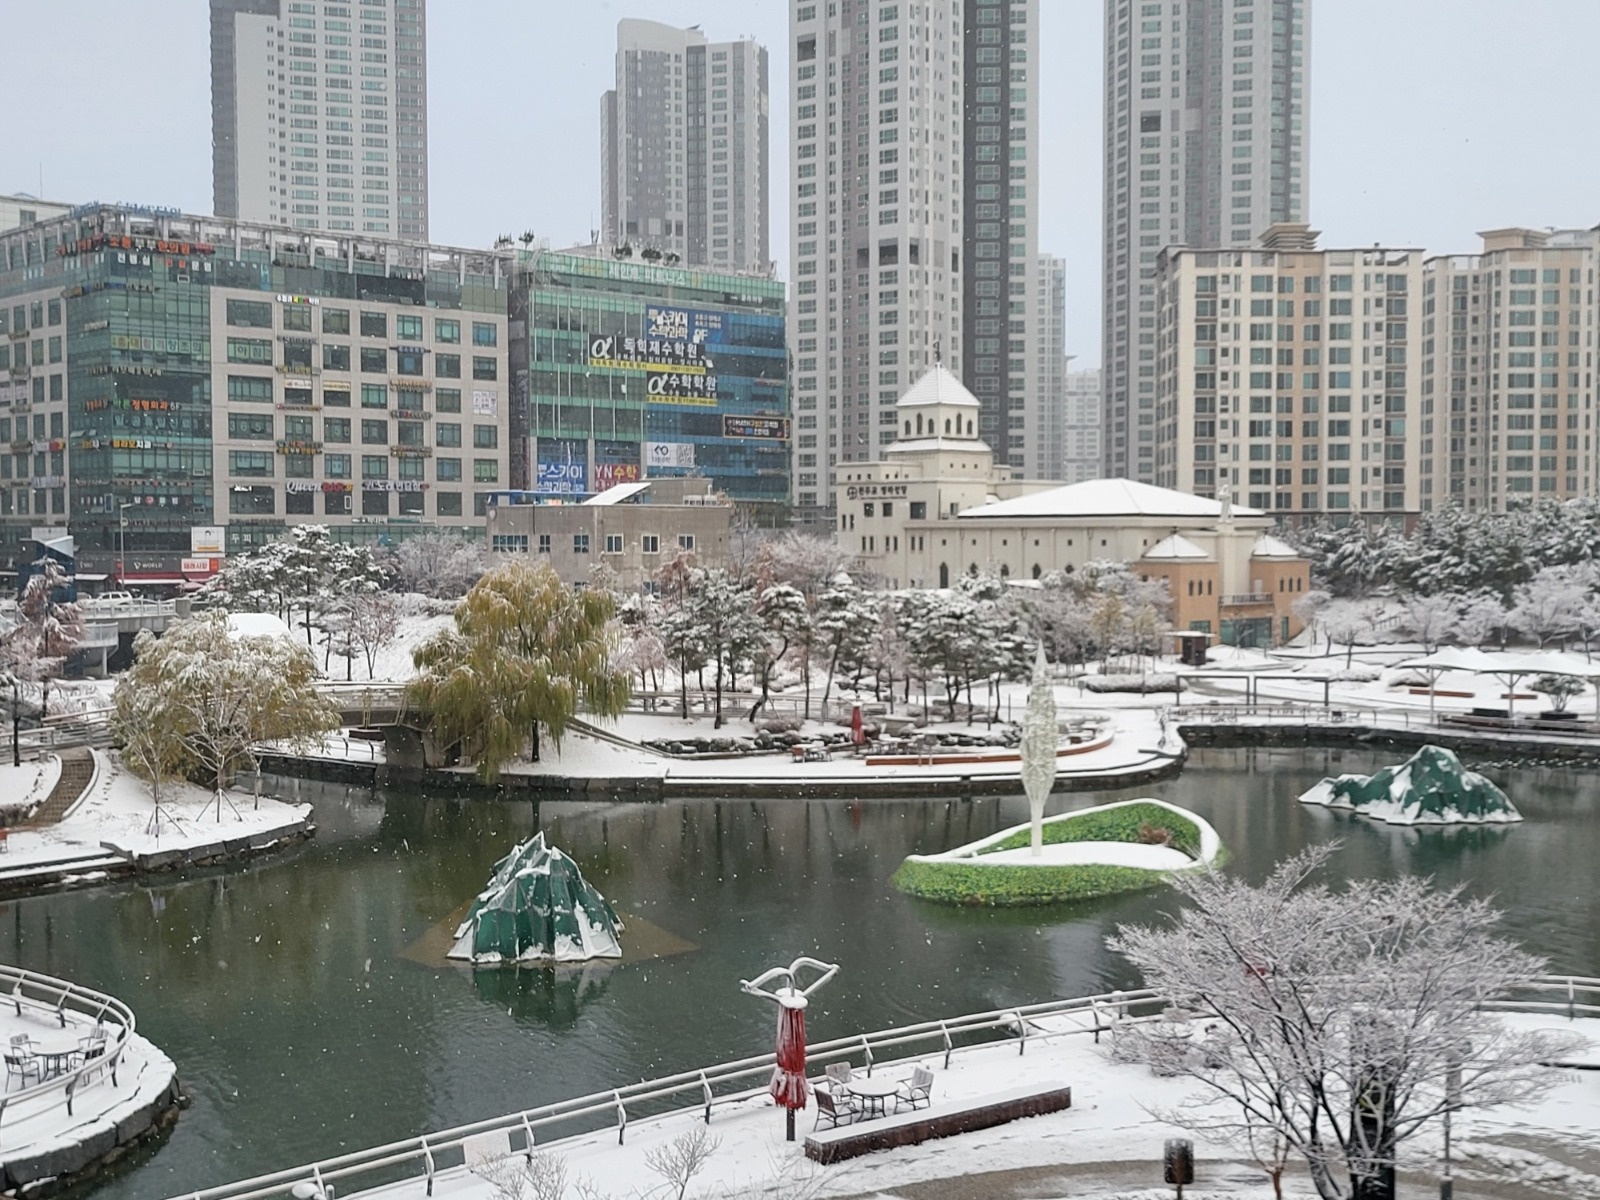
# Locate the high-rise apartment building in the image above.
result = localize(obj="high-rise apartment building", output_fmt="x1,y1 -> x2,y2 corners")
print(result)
1420,228 -> 1600,513
961,0 -> 1038,472
1031,253 -> 1066,480
1102,0 -> 1309,483
1153,226 -> 1425,525
1063,367 -> 1104,483
602,21 -> 769,274
211,0 -> 429,240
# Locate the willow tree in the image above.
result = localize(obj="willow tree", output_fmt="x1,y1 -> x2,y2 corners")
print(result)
408,561 -> 630,782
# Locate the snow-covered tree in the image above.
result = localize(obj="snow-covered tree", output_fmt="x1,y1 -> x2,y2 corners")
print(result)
673,567 -> 761,728
1319,600 -> 1371,667
204,525 -> 386,646
748,582 -> 808,719
114,614 -> 337,814
813,573 -> 875,711
1510,565 -> 1588,649
333,591 -> 400,680
1532,673 -> 1586,713
1292,588 -> 1333,650
1452,592 -> 1509,649
6,558 -> 85,721
1398,593 -> 1457,653
389,529 -> 487,598
1109,846 -> 1584,1200
409,561 -> 629,781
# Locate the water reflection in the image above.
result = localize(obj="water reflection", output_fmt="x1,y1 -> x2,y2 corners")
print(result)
2,746 -> 1592,1200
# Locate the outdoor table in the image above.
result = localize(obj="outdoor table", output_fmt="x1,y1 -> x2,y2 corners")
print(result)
845,1076 -> 901,1119
30,1032 -> 81,1079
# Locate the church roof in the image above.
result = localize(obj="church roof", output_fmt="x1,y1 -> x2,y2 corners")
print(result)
895,364 -> 981,410
1143,534 -> 1212,561
884,436 -> 993,456
1251,534 -> 1303,559
957,478 -> 1265,521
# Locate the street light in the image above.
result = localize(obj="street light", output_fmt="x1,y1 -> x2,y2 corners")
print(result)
117,502 -> 134,587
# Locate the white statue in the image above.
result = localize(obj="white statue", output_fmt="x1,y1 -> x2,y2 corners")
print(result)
1020,643 -> 1059,856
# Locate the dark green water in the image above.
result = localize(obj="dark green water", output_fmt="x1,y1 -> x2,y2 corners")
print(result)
4,746 -> 1595,1199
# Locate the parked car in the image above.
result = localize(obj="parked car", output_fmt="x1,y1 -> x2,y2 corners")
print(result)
92,590 -> 140,607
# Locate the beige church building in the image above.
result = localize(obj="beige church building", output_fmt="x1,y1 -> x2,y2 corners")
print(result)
833,367 -> 1311,646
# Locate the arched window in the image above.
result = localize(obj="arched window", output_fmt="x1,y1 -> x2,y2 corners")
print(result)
1000,564 -> 1010,578
916,413 -> 924,434
944,418 -> 952,434
938,562 -> 949,588
1031,563 -> 1042,580
967,419 -> 974,436
904,420 -> 911,435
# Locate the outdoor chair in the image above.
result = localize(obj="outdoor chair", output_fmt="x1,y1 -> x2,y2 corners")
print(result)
894,1066 -> 934,1112
824,1062 -> 854,1089
812,1083 -> 857,1131
79,1025 -> 108,1062
4,1040 -> 40,1090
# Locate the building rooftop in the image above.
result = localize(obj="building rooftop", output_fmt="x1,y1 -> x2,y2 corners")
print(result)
1251,534 -> 1302,559
1142,534 -> 1211,561
884,436 -> 993,457
957,478 -> 1265,522
896,365 -> 981,410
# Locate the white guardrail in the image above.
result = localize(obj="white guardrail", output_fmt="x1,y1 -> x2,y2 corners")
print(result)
0,964 -> 137,1148
164,975 -> 1600,1200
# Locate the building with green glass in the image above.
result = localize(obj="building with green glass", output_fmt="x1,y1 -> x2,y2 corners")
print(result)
0,204 -> 508,587
510,249 -> 789,523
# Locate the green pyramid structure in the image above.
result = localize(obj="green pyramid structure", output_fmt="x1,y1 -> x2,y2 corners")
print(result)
1299,745 -> 1521,825
449,833 -> 624,963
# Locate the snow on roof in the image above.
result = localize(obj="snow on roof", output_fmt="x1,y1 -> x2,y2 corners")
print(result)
582,481 -> 652,506
884,436 -> 993,455
227,612 -> 293,640
957,478 -> 1265,521
895,364 -> 981,409
1251,534 -> 1302,559
1143,534 -> 1211,561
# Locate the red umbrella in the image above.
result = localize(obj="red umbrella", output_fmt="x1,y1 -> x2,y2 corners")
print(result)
850,703 -> 865,745
770,996 -> 809,1115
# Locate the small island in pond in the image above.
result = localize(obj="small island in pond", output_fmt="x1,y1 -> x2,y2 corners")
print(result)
891,798 -> 1224,906
449,833 -> 625,964
1298,744 -> 1522,826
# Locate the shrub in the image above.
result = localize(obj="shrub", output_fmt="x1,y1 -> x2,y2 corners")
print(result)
1323,666 -> 1380,683
1136,820 -> 1172,847
891,859 -> 1171,906
1081,673 -> 1182,694
757,716 -> 803,735
982,801 -> 1203,859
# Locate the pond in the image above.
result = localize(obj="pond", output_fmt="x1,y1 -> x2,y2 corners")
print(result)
5,745 -> 1596,1199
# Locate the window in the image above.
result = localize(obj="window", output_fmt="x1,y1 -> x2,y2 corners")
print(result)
325,453 -> 352,478
227,375 -> 274,403
228,413 -> 274,440
537,533 -> 552,554
436,422 -> 462,447
678,534 -> 696,551
324,488 -> 352,515
361,419 -> 388,444
572,533 -> 590,555
472,356 -> 498,381
284,415 -> 314,440
472,424 -> 498,449
360,347 -> 388,373
436,492 -> 462,517
363,490 -> 390,517
641,534 -> 660,554
360,310 -> 387,337
361,383 -> 388,408
436,457 -> 462,481
323,308 -> 351,334
435,387 -> 462,412
436,353 -> 461,378
323,386 -> 350,407
321,416 -> 349,443
227,338 -> 273,364
395,347 -> 424,375
227,299 -> 273,328
491,534 -> 529,554
286,489 -> 316,515
362,454 -> 389,479
434,318 -> 460,343
229,485 -> 276,514
283,304 -> 313,332
323,343 -> 350,371
472,322 -> 498,347
229,451 -> 274,476
396,313 -> 422,340
604,534 -> 623,554
473,459 -> 499,482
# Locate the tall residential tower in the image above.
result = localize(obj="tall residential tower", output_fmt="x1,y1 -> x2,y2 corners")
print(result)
1102,0 -> 1309,482
601,21 -> 770,273
210,0 -> 429,239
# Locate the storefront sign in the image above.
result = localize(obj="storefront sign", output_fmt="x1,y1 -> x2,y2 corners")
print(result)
845,483 -> 909,500
592,462 -> 641,489
471,390 -> 498,416
723,415 -> 790,440
644,441 -> 695,469
361,480 -> 426,492
58,233 -> 215,258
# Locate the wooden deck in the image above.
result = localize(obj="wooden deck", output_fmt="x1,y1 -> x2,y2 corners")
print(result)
803,1084 -> 1072,1165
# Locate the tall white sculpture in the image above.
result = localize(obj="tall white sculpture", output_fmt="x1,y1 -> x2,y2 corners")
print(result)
1020,643 -> 1059,856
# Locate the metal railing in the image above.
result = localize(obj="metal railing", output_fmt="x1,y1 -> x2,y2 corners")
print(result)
1169,703 -> 1411,727
167,986 -> 1168,1200
165,974 -> 1599,1200
0,964 -> 137,1146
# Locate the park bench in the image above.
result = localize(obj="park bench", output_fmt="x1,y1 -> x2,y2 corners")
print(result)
803,1083 -> 1072,1165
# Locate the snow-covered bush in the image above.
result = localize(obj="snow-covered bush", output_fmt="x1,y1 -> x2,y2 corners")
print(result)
1081,673 -> 1182,694
1533,673 -> 1586,713
757,716 -> 803,735
1322,666 -> 1380,683
395,592 -> 457,619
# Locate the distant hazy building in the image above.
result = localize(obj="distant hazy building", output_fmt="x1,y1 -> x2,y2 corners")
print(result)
1031,254 -> 1067,480
210,0 -> 429,239
961,0 -> 1040,473
601,20 -> 769,273
787,0 -> 966,524
1102,0 -> 1310,483
1153,225 -> 1425,526
1420,227 -> 1600,513
0,195 -> 71,234
1062,367 -> 1103,484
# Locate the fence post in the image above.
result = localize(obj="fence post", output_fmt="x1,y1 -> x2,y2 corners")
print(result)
421,1138 -> 435,1196
701,1071 -> 714,1124
614,1090 -> 627,1145
521,1114 -> 537,1159
940,1021 -> 953,1070
861,1036 -> 875,1076
1011,1010 -> 1027,1055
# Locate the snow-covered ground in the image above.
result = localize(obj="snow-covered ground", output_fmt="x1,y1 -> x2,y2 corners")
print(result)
281,1007 -> 1600,1200
0,751 -> 310,875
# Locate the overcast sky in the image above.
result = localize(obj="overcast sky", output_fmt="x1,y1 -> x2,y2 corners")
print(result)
11,2 -> 1600,368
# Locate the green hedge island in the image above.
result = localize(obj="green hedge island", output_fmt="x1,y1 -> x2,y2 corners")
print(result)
891,800 -> 1221,907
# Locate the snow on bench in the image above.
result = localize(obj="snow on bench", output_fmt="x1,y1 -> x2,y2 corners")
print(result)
803,1083 -> 1072,1165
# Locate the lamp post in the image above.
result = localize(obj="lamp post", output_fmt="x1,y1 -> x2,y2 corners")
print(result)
117,502 -> 133,586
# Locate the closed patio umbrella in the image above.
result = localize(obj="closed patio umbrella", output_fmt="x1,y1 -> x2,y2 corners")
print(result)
770,995 -> 809,1115
850,702 -> 865,746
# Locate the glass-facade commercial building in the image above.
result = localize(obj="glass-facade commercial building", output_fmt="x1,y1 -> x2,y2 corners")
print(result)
510,250 -> 789,522
0,204 -> 507,585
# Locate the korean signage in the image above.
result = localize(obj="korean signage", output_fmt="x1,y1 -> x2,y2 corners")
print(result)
191,526 -> 224,555
471,390 -> 499,416
647,306 -> 725,346
588,334 -> 711,373
723,415 -> 789,440
361,480 -> 427,492
536,459 -> 588,494
645,441 -> 695,469
645,368 -> 719,405
58,233 -> 215,258
845,483 -> 909,500
592,462 -> 641,489
287,482 -> 353,494
181,558 -> 219,576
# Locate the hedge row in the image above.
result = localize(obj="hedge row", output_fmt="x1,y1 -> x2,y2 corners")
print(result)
981,802 -> 1202,859
890,859 -> 1170,906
